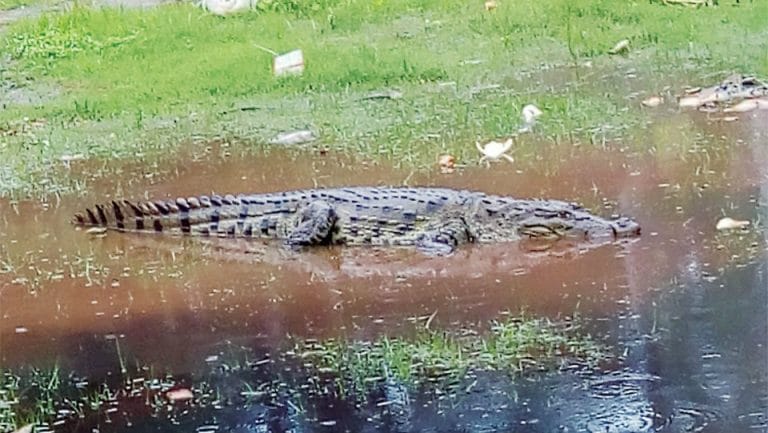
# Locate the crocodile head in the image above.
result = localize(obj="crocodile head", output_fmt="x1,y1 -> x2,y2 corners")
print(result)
475,200 -> 641,243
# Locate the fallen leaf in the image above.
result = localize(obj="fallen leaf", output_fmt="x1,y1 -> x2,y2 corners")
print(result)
438,154 -> 455,169
438,154 -> 456,173
167,388 -> 194,402
716,217 -> 750,231
484,0 -> 497,10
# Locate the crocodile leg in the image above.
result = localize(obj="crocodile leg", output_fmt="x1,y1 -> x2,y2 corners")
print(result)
285,200 -> 338,248
414,217 -> 473,255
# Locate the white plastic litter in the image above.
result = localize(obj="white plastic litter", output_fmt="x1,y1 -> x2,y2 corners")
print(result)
199,0 -> 254,16
272,49 -> 305,76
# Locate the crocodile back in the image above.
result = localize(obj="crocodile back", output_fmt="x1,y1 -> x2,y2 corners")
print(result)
72,187 -> 481,240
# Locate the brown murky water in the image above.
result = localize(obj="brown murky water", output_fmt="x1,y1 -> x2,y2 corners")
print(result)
1,110 -> 767,433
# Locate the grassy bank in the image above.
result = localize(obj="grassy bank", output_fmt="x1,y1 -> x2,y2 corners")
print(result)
1,0 -> 767,197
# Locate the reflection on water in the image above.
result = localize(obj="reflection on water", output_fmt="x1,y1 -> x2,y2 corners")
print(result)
0,110 -> 767,432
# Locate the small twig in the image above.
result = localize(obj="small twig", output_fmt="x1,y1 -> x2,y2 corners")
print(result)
425,310 -> 438,330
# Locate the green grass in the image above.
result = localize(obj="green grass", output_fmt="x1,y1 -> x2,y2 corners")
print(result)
0,313 -> 605,431
6,0 -> 766,117
1,0 -> 767,197
296,313 -> 606,397
0,0 -> 28,10
0,366 -> 63,432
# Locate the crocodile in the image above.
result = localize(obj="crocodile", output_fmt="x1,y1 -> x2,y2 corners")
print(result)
73,187 -> 640,255
681,74 -> 768,108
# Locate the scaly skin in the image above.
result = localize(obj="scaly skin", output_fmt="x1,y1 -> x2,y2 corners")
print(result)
696,74 -> 768,105
73,187 -> 640,254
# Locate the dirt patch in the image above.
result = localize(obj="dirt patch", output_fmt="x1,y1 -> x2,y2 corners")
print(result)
0,72 -> 61,107
0,3 -> 48,29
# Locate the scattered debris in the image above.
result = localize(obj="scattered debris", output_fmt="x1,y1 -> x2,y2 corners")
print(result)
716,217 -> 750,231
470,83 -> 502,95
166,388 -> 194,402
199,0 -> 253,16
460,59 -> 484,65
684,86 -> 702,95
659,0 -> 714,6
720,116 -> 739,122
641,96 -> 664,107
269,130 -> 316,146
437,154 -> 456,174
517,104 -> 543,133
476,104 -> 542,165
273,49 -> 305,77
253,45 -> 305,77
85,227 -> 108,236
61,154 -> 86,169
360,89 -> 403,101
608,39 -> 630,55
477,138 -> 514,164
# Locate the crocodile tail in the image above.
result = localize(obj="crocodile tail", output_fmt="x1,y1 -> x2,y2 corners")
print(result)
73,197 -> 205,232
72,194 -> 239,234
73,199 -> 158,231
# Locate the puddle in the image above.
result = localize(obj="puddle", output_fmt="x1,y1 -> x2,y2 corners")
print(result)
0,111 -> 767,432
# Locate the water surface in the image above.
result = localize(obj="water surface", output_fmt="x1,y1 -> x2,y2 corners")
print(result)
1,110 -> 766,433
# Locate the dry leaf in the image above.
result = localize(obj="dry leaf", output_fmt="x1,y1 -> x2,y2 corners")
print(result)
484,0 -> 497,10
438,154 -> 456,173
438,154 -> 455,169
716,217 -> 750,231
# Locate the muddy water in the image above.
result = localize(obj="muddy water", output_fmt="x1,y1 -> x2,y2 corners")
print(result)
1,111 -> 767,432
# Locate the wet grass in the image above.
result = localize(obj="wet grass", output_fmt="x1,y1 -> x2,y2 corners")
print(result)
295,313 -> 606,397
0,312 -> 606,431
0,365 -> 62,431
0,0 -> 767,197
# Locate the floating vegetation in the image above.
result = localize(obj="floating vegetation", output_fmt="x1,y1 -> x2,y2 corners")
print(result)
295,313 -> 607,397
